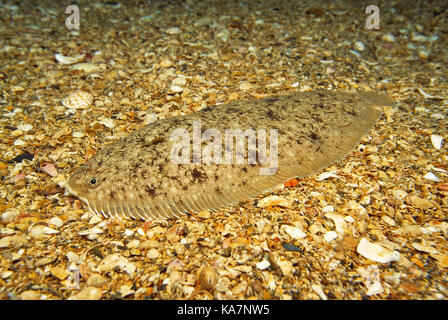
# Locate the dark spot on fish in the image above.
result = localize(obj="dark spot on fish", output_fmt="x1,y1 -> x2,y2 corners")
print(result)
242,167 -> 248,173
226,107 -> 241,114
265,97 -> 279,104
149,137 -> 165,145
266,109 -> 280,120
145,186 -> 156,196
309,131 -> 320,141
192,168 -> 207,182
140,170 -> 147,178
201,106 -> 214,112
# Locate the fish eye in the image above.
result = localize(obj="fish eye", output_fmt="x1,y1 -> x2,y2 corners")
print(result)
87,177 -> 99,187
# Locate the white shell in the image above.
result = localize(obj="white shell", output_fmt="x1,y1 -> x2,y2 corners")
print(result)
357,238 -> 400,263
417,88 -> 446,100
55,53 -> 85,65
282,225 -> 306,240
316,170 -> 340,181
17,123 -> 33,132
430,134 -> 443,150
323,231 -> 338,242
71,63 -> 99,72
62,91 -> 93,110
354,40 -> 365,51
256,260 -> 271,270
423,172 -> 440,182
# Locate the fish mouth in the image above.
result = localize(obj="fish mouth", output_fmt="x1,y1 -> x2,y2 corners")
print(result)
63,180 -> 79,197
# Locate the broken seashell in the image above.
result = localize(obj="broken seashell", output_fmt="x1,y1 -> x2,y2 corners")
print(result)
198,265 -> 218,290
17,123 -> 33,132
40,163 -> 58,177
356,238 -> 400,263
323,231 -> 338,242
256,260 -> 271,270
62,91 -> 93,110
55,53 -> 85,65
316,170 -> 340,181
430,134 -> 443,150
423,172 -> 439,182
409,195 -> 435,210
417,88 -> 446,100
69,287 -> 102,300
99,118 -> 115,128
257,195 -> 292,208
282,225 -> 306,240
71,63 -> 100,73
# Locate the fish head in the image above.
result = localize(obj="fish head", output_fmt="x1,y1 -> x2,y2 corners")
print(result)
65,162 -> 107,204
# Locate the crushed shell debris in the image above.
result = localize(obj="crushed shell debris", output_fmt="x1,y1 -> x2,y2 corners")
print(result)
0,0 -> 447,300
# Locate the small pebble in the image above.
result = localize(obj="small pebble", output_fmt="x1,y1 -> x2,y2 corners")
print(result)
282,243 -> 302,252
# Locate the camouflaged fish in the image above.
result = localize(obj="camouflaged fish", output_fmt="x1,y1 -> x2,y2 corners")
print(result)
65,90 -> 394,220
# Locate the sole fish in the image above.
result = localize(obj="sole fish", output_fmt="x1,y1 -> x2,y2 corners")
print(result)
65,90 -> 394,220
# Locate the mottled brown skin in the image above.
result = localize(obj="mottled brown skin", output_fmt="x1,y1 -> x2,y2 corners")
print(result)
66,90 -> 394,220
